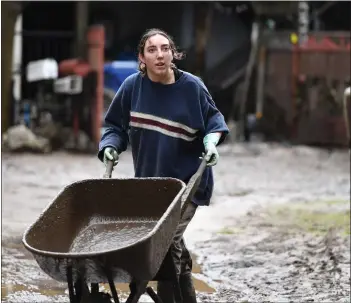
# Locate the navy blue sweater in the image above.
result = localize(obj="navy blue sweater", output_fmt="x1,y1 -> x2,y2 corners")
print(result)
98,70 -> 229,206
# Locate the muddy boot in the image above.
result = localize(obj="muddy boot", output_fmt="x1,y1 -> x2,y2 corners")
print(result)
179,274 -> 197,303
157,281 -> 176,303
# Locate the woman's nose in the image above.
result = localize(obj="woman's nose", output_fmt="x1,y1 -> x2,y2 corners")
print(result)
156,49 -> 164,58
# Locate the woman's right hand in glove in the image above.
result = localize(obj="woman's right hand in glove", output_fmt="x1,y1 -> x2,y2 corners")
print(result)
103,147 -> 119,167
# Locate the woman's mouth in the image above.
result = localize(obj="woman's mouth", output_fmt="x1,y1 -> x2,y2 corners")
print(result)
156,62 -> 165,67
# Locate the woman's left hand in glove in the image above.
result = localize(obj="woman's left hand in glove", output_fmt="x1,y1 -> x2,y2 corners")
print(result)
203,132 -> 222,166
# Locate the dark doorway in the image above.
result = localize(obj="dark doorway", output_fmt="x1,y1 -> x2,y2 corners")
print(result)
21,2 -> 76,100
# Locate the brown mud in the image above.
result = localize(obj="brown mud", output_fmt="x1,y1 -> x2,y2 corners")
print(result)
195,199 -> 350,302
1,143 -> 350,302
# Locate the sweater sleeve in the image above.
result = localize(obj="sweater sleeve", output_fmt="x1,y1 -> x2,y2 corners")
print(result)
98,79 -> 131,161
199,82 -> 229,145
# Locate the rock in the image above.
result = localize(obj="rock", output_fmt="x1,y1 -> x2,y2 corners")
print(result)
2,125 -> 51,153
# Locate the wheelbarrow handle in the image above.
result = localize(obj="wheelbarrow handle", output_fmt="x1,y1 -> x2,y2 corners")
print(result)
103,160 -> 114,179
180,157 -> 208,219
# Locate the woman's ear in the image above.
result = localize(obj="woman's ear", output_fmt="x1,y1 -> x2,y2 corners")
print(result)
138,53 -> 144,64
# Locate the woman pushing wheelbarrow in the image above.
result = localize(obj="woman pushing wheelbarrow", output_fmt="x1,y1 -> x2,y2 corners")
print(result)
98,28 -> 229,302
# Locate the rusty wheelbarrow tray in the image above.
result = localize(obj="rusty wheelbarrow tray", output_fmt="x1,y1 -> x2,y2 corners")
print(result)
22,158 -> 207,303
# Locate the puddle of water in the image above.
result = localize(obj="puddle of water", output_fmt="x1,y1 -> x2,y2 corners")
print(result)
69,220 -> 157,253
191,253 -> 216,293
2,247 -> 215,302
2,279 -> 214,302
1,284 -> 67,302
79,253 -> 217,295
1,285 -> 64,297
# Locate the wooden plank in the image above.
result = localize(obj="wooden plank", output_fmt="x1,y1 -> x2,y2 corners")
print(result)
252,2 -> 298,16
1,2 -> 23,133
194,3 -> 213,77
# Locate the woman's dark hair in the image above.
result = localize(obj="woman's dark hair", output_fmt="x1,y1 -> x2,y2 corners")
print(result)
137,28 -> 185,75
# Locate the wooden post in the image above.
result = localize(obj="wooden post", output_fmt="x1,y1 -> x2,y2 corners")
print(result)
255,46 -> 266,120
75,1 -> 89,58
291,43 -> 300,140
1,2 -> 22,134
87,26 -> 105,147
193,2 -> 213,78
237,20 -> 261,141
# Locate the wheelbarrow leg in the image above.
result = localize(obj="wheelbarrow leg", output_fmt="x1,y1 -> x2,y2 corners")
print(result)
77,279 -> 91,303
102,269 -> 120,303
66,266 -> 76,303
146,286 -> 163,303
65,267 -> 90,303
106,274 -> 120,303
125,281 -> 148,303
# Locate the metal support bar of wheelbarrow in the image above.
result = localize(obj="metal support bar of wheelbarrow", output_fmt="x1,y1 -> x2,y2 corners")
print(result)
68,156 -> 208,303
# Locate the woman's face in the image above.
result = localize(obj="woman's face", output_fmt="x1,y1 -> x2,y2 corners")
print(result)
139,34 -> 174,78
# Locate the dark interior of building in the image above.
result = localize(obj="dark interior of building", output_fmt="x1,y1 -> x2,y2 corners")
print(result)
20,1 -> 351,111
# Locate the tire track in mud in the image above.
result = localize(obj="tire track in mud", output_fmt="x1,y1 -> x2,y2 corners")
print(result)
2,145 -> 350,302
195,201 -> 350,302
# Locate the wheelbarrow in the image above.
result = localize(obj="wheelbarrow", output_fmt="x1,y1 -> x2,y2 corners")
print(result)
22,156 -> 208,303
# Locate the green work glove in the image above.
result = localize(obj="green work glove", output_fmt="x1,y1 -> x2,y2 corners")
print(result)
203,133 -> 221,166
103,147 -> 119,167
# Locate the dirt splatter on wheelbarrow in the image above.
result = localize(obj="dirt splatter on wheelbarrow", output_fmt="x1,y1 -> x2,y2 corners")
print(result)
1,143 -> 350,302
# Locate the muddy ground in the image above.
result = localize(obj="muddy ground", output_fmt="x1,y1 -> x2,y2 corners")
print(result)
1,142 -> 350,302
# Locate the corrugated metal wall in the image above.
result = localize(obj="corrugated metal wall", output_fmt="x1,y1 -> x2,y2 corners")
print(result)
262,32 -> 350,146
